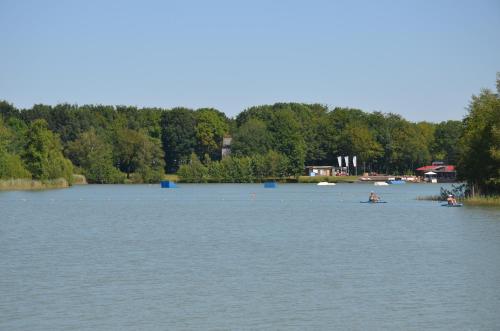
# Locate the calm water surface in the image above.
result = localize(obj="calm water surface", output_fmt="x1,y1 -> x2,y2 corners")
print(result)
1,183 -> 500,330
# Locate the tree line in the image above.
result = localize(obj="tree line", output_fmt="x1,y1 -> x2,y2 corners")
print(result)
0,100 -> 463,184
0,75 -> 497,194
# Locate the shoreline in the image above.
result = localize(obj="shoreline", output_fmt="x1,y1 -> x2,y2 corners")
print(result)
416,195 -> 500,207
0,178 -> 70,191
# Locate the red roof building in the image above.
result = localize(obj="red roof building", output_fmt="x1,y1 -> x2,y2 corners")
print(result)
415,162 -> 457,182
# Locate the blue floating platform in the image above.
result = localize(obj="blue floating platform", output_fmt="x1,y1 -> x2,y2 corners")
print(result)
264,181 -> 277,188
160,180 -> 177,188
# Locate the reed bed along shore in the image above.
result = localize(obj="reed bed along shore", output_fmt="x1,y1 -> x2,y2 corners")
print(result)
0,178 -> 69,191
462,196 -> 500,207
416,194 -> 500,206
416,195 -> 442,201
72,174 -> 87,185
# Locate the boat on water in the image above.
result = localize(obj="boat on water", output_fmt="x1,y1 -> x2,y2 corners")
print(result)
374,181 -> 389,186
360,201 -> 387,203
317,182 -> 336,186
386,180 -> 405,184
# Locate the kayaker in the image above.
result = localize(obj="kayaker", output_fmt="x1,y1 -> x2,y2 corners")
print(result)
369,191 -> 380,202
447,194 -> 457,206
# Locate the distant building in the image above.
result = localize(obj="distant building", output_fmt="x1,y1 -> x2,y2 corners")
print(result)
222,137 -> 232,158
416,161 -> 457,182
305,165 -> 335,176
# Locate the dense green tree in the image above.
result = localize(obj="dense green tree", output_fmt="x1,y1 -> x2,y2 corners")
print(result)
4,117 -> 28,155
0,118 -> 31,179
66,129 -> 124,183
0,100 -> 19,120
114,128 -> 165,182
177,153 -> 209,183
458,82 -> 500,195
231,118 -> 272,156
340,123 -> 383,172
264,150 -> 290,178
22,119 -> 73,182
161,108 -> 196,173
269,110 -> 306,175
195,108 -> 229,161
136,135 -> 166,183
433,120 -> 462,164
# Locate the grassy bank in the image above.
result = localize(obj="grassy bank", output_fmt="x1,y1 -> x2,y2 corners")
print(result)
416,195 -> 442,201
72,174 -> 87,185
297,175 -> 359,183
0,178 -> 69,191
164,174 -> 180,182
416,195 -> 500,206
462,196 -> 500,207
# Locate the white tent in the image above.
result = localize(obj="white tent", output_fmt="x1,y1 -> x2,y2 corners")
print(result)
425,171 -> 437,175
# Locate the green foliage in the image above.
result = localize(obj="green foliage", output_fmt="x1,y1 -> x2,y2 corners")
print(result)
177,153 -> 209,183
0,118 -> 31,179
458,79 -> 500,195
161,108 -> 197,173
177,150 -> 292,183
195,108 -> 229,161
433,120 -> 462,164
0,91 -> 477,184
66,128 -> 125,183
114,128 -> 165,182
269,110 -> 306,175
340,123 -> 383,171
22,119 -> 73,183
230,118 -> 271,156
0,153 -> 31,179
0,100 -> 19,120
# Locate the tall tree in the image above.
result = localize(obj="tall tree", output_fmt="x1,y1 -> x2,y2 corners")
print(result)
161,108 -> 196,173
114,128 -> 165,181
433,120 -> 462,164
0,118 -> 31,179
66,128 -> 124,183
340,123 -> 383,173
269,110 -> 306,175
194,108 -> 229,161
22,119 -> 73,182
458,80 -> 500,195
0,100 -> 19,120
231,118 -> 272,156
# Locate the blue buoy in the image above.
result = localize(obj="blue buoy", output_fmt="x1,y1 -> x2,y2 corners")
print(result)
264,181 -> 277,188
160,180 -> 177,188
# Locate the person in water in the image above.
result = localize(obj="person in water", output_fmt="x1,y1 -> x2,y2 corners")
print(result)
369,191 -> 380,202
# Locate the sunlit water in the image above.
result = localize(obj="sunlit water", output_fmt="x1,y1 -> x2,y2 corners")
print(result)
1,183 -> 499,330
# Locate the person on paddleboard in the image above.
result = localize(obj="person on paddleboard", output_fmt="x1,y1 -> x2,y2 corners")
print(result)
369,191 -> 380,202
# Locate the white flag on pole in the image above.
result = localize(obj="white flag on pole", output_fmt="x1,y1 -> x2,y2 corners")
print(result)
353,156 -> 357,167
344,156 -> 349,168
337,156 -> 342,167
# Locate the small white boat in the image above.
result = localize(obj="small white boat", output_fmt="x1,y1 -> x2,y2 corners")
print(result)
374,181 -> 389,186
317,182 -> 336,186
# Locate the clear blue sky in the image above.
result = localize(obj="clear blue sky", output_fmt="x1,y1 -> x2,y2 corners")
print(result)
1,0 -> 499,122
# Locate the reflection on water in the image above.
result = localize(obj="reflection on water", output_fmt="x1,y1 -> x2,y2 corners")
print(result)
1,184 -> 499,330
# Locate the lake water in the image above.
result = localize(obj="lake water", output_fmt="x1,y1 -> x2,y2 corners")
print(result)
1,183 -> 500,330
